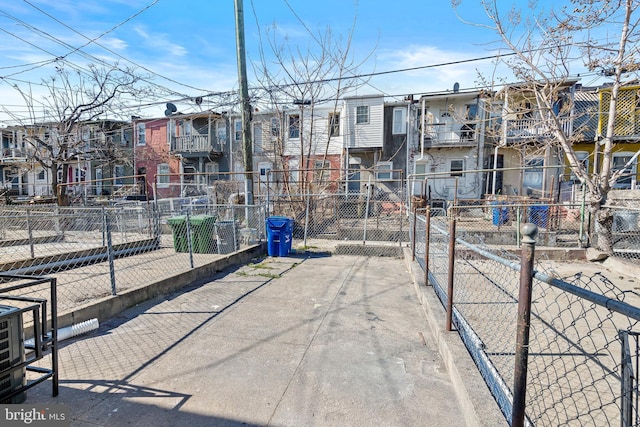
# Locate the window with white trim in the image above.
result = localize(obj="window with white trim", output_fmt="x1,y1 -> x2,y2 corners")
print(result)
571,151 -> 590,181
392,107 -> 407,135
289,114 -> 300,139
157,163 -> 170,188
523,157 -> 544,193
612,152 -> 637,189
136,123 -> 146,145
356,106 -> 369,124
375,161 -> 393,181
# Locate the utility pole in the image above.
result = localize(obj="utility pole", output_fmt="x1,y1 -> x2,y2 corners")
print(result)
234,0 -> 254,205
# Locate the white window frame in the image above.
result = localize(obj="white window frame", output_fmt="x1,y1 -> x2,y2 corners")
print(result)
612,151 -> 638,189
571,151 -> 590,181
523,157 -> 544,192
449,159 -> 465,177
157,163 -> 170,188
216,120 -> 226,143
136,123 -> 146,145
393,107 -> 407,135
36,169 -> 46,182
356,106 -> 369,124
289,114 -> 300,139
375,161 -> 393,181
271,117 -> 279,137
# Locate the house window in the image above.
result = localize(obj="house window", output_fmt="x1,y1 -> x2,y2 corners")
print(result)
234,119 -> 242,142
36,169 -> 46,181
356,106 -> 369,124
571,151 -> 590,181
271,117 -> 279,137
524,158 -> 544,194
253,122 -> 263,152
450,159 -> 465,177
329,112 -> 340,137
136,123 -> 146,145
313,160 -> 331,182
216,121 -> 227,143
393,107 -> 407,135
612,152 -> 637,189
114,165 -> 124,186
376,161 -> 393,181
157,163 -> 170,188
289,114 -> 300,139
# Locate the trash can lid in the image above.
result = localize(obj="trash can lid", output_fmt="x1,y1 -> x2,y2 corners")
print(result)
190,215 -> 216,225
267,216 -> 293,224
167,216 -> 187,224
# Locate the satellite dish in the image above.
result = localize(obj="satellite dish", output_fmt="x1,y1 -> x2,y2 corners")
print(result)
195,97 -> 203,105
164,102 -> 177,116
453,82 -> 460,93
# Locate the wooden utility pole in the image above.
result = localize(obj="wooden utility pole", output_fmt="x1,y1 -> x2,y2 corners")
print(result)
234,0 -> 254,205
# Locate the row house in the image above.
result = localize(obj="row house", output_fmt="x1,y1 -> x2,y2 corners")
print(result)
592,84 -> 640,189
250,95 -> 410,196
488,80 -> 580,199
411,89 -> 489,201
133,111 -> 234,200
0,120 -> 133,201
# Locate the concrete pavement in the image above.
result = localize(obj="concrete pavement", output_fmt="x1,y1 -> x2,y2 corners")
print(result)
26,251 -> 505,426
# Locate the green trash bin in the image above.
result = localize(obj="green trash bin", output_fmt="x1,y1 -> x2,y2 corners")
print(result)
190,215 -> 217,253
167,216 -> 188,252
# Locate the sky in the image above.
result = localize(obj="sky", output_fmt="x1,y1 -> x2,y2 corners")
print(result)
0,0 -> 610,125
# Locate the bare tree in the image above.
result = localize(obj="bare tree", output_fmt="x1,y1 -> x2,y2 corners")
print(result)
12,64 -> 150,205
252,12 -> 373,196
454,0 -> 640,254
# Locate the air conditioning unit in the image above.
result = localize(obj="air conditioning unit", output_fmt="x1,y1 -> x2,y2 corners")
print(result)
0,305 -> 26,404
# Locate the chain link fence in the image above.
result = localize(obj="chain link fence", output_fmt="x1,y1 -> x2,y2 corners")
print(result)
0,202 -> 264,314
260,178 -> 407,256
411,206 -> 640,425
607,205 -> 640,261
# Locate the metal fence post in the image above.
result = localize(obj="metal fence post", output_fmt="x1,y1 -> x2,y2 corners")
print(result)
185,209 -> 194,269
446,209 -> 457,331
425,206 -> 431,286
27,207 -> 35,259
512,223 -> 538,427
105,209 -> 117,296
412,206 -> 417,260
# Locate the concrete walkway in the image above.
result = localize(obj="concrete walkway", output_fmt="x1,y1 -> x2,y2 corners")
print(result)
27,253 -> 498,426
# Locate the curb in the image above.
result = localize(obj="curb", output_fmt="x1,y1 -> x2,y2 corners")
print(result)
403,248 -> 507,426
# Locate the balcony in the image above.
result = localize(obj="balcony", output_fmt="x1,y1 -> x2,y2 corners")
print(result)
171,135 -> 224,155
424,122 -> 477,147
504,117 -> 572,142
1,147 -> 33,161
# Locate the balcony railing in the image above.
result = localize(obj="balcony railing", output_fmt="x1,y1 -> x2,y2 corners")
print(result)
424,122 -> 477,146
1,147 -> 34,160
171,135 -> 223,153
505,117 -> 572,140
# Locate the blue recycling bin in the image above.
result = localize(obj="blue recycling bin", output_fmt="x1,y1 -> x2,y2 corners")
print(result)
491,202 -> 509,225
266,216 -> 294,257
529,205 -> 549,228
